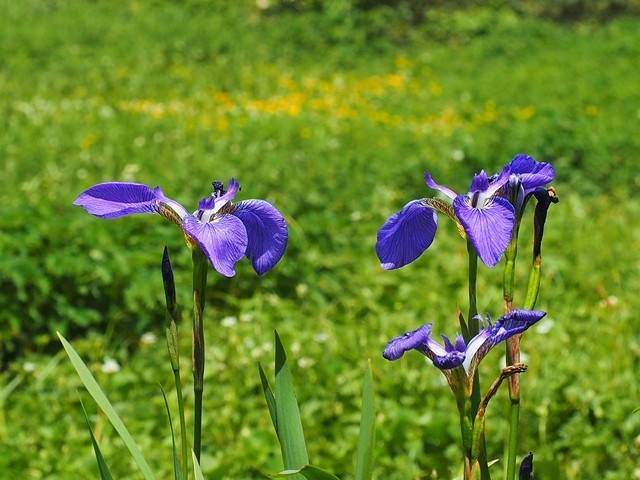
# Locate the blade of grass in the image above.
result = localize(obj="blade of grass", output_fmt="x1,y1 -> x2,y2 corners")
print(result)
80,399 -> 114,480
58,332 -> 157,480
258,361 -> 278,437
192,450 -> 205,480
354,360 -> 375,480
274,331 -> 309,476
270,465 -> 341,479
160,384 -> 183,480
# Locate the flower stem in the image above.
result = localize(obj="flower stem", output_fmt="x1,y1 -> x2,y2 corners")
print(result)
161,247 -> 189,477
173,360 -> 189,477
466,241 -> 490,479
165,321 -> 189,476
191,248 -> 208,462
503,231 -> 520,480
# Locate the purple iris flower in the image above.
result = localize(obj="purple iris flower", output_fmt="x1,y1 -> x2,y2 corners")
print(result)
497,154 -> 555,217
74,179 -> 288,277
383,309 -> 546,387
376,165 -> 515,269
506,154 -> 555,196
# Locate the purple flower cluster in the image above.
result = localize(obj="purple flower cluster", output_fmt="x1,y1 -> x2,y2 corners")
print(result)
383,309 -> 546,378
376,154 -> 554,268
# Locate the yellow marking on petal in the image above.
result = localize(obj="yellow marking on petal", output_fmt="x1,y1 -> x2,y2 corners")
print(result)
158,204 -> 184,229
425,198 -> 466,239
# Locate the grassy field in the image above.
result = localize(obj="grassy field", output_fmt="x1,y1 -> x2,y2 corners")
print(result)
1,1 -> 639,479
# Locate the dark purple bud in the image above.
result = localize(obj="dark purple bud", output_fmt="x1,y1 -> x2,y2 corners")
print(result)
519,452 -> 534,480
161,246 -> 179,323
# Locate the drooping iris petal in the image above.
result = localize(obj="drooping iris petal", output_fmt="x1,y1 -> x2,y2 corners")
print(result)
431,334 -> 467,370
453,195 -> 514,267
464,309 -> 546,375
183,214 -> 248,277
484,309 -> 547,346
73,182 -> 161,219
232,199 -> 288,275
376,200 -> 438,270
508,154 -> 555,194
383,323 -> 432,360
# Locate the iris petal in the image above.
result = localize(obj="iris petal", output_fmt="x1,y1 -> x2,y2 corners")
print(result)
376,200 -> 438,270
73,182 -> 160,218
424,171 -> 457,200
182,215 -> 248,277
465,309 -> 546,376
383,323 -> 432,360
233,199 -> 288,275
468,170 -> 490,194
453,195 -> 514,267
508,154 -> 555,193
485,309 -> 547,346
432,351 -> 466,370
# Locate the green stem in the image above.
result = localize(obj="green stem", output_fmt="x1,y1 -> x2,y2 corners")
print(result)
503,231 -> 520,480
166,321 -> 188,476
465,241 -> 489,479
191,248 -> 208,462
503,234 -> 518,313
457,395 -> 474,479
161,247 -> 188,476
173,366 -> 189,477
505,399 -> 520,480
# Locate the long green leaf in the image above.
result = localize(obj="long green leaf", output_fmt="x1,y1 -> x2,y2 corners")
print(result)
80,400 -> 113,480
58,333 -> 157,480
354,360 -> 375,480
259,361 -> 278,437
192,450 -> 205,480
274,331 -> 309,475
270,465 -> 340,479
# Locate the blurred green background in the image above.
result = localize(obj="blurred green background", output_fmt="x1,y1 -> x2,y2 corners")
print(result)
1,0 -> 639,478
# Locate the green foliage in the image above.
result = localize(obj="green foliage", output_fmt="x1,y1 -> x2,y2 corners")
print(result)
263,0 -> 640,30
0,1 -> 639,479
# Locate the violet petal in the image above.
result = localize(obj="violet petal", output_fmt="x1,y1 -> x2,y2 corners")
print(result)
73,182 -> 160,219
424,171 -> 457,200
465,309 -> 546,375
376,200 -> 438,270
383,323 -> 433,361
454,195 -> 514,267
233,199 -> 288,275
182,214 -> 248,277
508,154 -> 555,193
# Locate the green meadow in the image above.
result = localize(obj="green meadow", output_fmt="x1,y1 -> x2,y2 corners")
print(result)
1,1 -> 639,478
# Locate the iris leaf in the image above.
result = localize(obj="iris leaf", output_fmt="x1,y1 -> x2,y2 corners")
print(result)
58,332 -> 157,480
192,450 -> 205,480
354,360 -> 375,480
259,361 -> 278,437
270,465 -> 340,479
274,330 -> 309,475
80,400 -> 113,480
